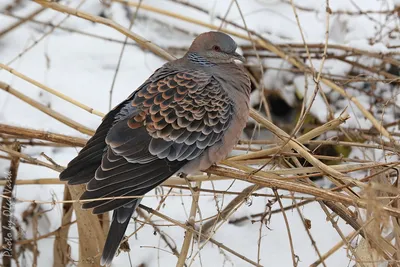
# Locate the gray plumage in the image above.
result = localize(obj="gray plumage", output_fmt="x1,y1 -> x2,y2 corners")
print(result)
59,31 -> 251,266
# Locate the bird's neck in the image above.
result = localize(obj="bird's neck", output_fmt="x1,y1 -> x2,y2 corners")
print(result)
186,52 -> 216,67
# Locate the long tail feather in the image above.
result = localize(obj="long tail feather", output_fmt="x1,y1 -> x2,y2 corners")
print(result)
100,203 -> 137,266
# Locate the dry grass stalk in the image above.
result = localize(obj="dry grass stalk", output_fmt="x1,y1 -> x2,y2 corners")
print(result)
354,168 -> 397,265
201,111 -> 351,236
32,0 -> 175,61
0,64 -> 105,117
136,209 -> 181,260
207,165 -> 400,218
0,82 -> 95,136
176,180 -> 201,267
0,11 -> 139,48
0,7 -> 46,37
53,187 -> 73,267
230,110 -> 349,160
139,204 -> 262,267
67,185 -> 105,267
355,239 -> 381,267
16,220 -> 76,246
273,189 -> 298,266
0,144 -> 63,172
324,201 -> 395,260
0,175 -> 228,188
249,109 -> 365,196
310,231 -> 356,267
199,180 -> 261,237
0,124 -> 87,147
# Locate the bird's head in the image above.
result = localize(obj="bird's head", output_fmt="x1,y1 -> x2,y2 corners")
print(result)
187,31 -> 245,64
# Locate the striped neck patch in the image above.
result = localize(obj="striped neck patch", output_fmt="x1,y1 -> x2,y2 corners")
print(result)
187,53 -> 216,67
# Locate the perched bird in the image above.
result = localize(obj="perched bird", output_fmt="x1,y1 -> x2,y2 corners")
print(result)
60,31 -> 251,266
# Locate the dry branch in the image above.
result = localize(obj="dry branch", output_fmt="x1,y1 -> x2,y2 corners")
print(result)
0,81 -> 95,136
32,0 -> 175,61
207,166 -> 400,218
136,209 -> 181,260
67,185 -> 105,267
0,124 -> 87,147
0,7 -> 46,37
0,64 -> 105,117
176,181 -> 201,267
230,110 -> 349,160
53,187 -> 73,267
139,204 -> 262,267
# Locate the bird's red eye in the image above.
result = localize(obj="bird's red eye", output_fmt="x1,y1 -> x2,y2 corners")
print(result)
212,45 -> 221,52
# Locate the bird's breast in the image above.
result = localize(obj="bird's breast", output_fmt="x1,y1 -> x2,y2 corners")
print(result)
179,77 -> 250,175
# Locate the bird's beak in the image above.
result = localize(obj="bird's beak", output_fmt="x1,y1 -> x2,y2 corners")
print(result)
232,52 -> 245,62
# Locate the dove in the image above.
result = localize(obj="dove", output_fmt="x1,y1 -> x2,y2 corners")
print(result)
60,31 -> 251,266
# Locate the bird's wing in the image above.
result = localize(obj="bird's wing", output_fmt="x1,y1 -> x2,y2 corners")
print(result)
59,66 -> 174,185
80,68 -> 234,214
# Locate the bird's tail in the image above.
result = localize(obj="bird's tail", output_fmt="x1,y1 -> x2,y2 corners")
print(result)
100,201 -> 138,266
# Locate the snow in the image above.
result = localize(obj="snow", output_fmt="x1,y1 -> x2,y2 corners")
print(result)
0,0 -> 399,266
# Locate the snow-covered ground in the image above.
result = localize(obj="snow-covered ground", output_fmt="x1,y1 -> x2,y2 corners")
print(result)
0,0 -> 399,266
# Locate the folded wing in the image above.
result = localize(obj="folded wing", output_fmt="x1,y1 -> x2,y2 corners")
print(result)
81,69 -> 234,213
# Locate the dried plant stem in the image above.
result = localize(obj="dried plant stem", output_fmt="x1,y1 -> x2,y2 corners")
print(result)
249,109 -> 364,194
259,162 -> 397,178
0,81 -> 95,136
0,7 -> 46,37
68,185 -> 105,267
0,150 -> 399,220
324,200 -> 395,260
0,64 -> 105,117
139,204 -> 262,267
32,0 -> 175,61
109,0 -> 143,110
0,140 -> 74,147
280,157 -> 327,267
0,123 -> 87,147
177,181 -> 201,267
6,0 -> 86,66
273,189 -> 297,266
310,231 -> 356,267
53,187 -> 73,267
16,220 -> 76,246
319,203 -> 366,266
0,11 -> 138,48
201,183 -> 260,236
170,185 -> 315,200
288,0 -> 333,134
0,164 -> 397,218
0,175 -> 227,187
291,193 -> 326,267
207,166 -> 400,218
0,144 -> 63,172
230,110 -> 349,160
136,208 -> 181,260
